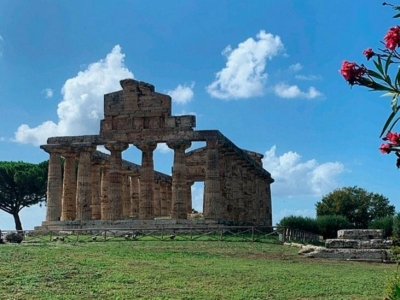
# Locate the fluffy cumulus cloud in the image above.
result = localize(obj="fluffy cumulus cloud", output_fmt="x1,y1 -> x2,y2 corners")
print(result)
274,83 -> 322,99
167,82 -> 195,104
156,143 -> 172,154
289,63 -> 302,72
42,88 -> 54,99
14,45 -> 134,146
206,30 -> 284,100
263,145 -> 344,198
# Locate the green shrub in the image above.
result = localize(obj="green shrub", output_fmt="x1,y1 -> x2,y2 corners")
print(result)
369,216 -> 394,237
393,213 -> 400,239
278,215 -> 318,234
316,215 -> 352,239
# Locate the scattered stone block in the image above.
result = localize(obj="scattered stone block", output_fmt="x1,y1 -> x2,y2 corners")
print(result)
5,233 -> 23,244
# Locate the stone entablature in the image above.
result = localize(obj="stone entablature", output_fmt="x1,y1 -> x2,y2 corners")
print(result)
40,79 -> 274,228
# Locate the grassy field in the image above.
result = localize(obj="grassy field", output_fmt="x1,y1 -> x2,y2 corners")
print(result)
0,240 -> 394,300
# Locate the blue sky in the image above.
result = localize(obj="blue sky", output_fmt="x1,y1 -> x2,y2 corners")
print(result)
1,0 -> 399,230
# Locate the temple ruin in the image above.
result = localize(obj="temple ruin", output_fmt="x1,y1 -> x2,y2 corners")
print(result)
38,79 -> 274,230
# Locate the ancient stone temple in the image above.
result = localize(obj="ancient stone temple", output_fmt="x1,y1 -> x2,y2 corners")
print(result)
38,79 -> 274,230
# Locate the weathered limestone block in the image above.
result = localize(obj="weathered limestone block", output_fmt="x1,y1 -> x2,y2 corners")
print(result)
300,248 -> 390,261
337,229 -> 384,240
325,239 -> 360,249
326,238 -> 393,249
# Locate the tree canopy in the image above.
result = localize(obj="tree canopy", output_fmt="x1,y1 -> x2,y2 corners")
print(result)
315,186 -> 395,228
0,161 -> 48,231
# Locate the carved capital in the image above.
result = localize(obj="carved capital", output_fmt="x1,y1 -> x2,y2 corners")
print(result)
105,141 -> 129,152
134,140 -> 157,152
167,139 -> 191,151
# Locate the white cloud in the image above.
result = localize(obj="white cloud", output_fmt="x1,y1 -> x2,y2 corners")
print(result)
14,45 -> 134,146
192,182 -> 204,213
206,30 -> 284,100
156,143 -> 172,154
295,74 -> 322,81
42,88 -> 54,99
289,63 -> 302,72
274,83 -> 322,99
263,145 -> 344,198
167,82 -> 195,104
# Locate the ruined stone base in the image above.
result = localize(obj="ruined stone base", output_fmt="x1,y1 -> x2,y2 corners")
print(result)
297,229 -> 392,262
35,219 -> 220,231
299,246 -> 390,261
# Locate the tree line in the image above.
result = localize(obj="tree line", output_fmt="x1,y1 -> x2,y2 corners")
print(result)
279,186 -> 396,238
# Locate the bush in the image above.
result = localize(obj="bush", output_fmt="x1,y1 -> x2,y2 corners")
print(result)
278,215 -> 318,234
393,213 -> 400,239
316,215 -> 352,239
368,216 -> 394,238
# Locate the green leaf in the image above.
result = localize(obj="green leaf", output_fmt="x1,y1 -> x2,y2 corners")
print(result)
367,69 -> 385,81
392,95 -> 399,111
374,57 -> 384,75
386,74 -> 392,86
396,70 -> 400,89
388,116 -> 400,132
385,53 -> 393,76
396,285 -> 400,297
393,13 -> 400,18
381,92 -> 396,97
380,107 -> 400,137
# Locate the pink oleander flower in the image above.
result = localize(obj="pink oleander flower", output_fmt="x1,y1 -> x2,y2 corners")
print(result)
384,131 -> 400,145
384,26 -> 400,50
340,61 -> 366,85
362,48 -> 374,60
380,143 -> 392,154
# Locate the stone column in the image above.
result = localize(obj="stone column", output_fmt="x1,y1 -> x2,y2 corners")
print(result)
91,163 -> 102,220
240,166 -> 250,222
41,146 -> 63,222
246,169 -> 256,224
130,174 -> 140,218
75,144 -> 96,221
122,173 -> 131,219
265,183 -> 272,226
166,182 -> 172,216
100,166 -> 110,220
237,166 -> 245,222
229,161 -> 238,221
153,179 -> 161,217
167,139 -> 191,219
105,142 -> 129,220
186,181 -> 194,214
160,179 -> 168,216
61,152 -> 77,221
134,140 -> 157,219
203,139 -> 221,219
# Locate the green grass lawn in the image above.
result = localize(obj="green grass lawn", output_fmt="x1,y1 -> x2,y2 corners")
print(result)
0,240 -> 394,300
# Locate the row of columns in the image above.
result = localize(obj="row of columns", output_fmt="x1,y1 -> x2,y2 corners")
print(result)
202,141 -> 272,225
42,139 -> 194,222
42,137 -> 272,225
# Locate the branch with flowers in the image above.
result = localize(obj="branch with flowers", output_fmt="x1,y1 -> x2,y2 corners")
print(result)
340,3 -> 400,168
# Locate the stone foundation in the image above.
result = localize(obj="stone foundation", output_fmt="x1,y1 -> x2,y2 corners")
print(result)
298,229 -> 392,262
35,219 -> 220,231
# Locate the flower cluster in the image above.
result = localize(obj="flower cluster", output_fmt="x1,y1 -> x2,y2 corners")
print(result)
341,4 -> 400,169
380,131 -> 400,167
339,61 -> 366,85
384,26 -> 400,50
